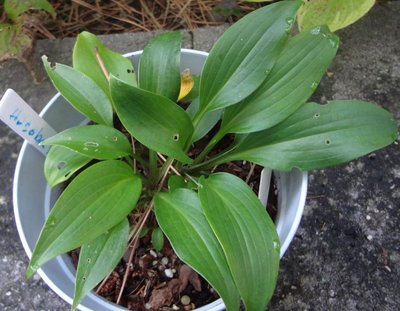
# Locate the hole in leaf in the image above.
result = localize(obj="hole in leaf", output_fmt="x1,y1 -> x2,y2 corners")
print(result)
57,161 -> 66,170
173,134 -> 180,141
314,113 -> 320,118
325,139 -> 331,145
87,258 -> 91,263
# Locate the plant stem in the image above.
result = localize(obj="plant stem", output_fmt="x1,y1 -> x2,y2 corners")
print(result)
192,128 -> 226,165
187,147 -> 234,173
149,150 -> 158,183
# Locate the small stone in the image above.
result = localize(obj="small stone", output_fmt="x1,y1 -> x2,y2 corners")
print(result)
152,260 -> 158,266
367,235 -> 373,241
144,302 -> 152,309
384,266 -> 392,272
172,304 -> 180,310
366,215 -> 371,220
6,291 -> 11,296
290,285 -> 297,290
329,289 -> 335,297
150,250 -> 158,258
164,268 -> 174,278
181,295 -> 191,305
161,257 -> 169,265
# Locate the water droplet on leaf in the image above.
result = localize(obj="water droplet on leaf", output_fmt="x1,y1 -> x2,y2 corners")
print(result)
310,26 -> 321,35
84,142 -> 99,147
311,81 -> 318,90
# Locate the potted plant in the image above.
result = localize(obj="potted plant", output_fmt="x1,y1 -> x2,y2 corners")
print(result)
14,0 -> 397,310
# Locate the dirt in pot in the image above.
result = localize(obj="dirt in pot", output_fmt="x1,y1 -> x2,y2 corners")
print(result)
70,163 -> 278,310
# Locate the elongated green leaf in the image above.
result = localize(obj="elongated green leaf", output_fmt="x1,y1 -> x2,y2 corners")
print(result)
138,32 -> 182,101
72,219 -> 129,311
27,160 -> 141,278
199,173 -> 280,311
42,56 -> 113,126
154,189 -> 241,311
73,31 -> 137,98
110,76 -> 193,163
186,99 -> 221,142
297,0 -> 375,32
44,146 -> 92,187
151,227 -> 164,252
221,101 -> 398,171
198,0 -> 301,114
5,0 -> 55,21
42,125 -> 132,160
221,25 -> 339,134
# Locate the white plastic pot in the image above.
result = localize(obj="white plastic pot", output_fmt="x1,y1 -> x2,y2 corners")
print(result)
13,49 -> 307,311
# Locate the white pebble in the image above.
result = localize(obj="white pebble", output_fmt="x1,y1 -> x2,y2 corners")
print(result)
145,302 -> 152,309
367,235 -> 373,241
366,215 -> 371,220
161,257 -> 169,265
164,268 -> 174,278
149,250 -> 158,258
172,304 -> 180,310
6,291 -> 11,296
181,295 -> 191,305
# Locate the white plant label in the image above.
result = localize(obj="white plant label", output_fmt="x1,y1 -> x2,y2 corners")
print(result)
0,89 -> 57,155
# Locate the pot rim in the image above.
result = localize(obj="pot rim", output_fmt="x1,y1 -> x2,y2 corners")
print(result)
13,48 -> 307,311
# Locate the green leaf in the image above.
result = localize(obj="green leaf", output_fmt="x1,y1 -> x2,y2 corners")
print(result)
72,219 -> 129,311
44,146 -> 92,187
198,0 -> 301,114
199,173 -> 280,310
186,99 -> 222,142
168,175 -> 198,192
0,22 -> 32,62
297,0 -> 375,32
168,175 -> 187,192
42,125 -> 132,160
42,56 -> 113,126
73,31 -> 137,99
27,160 -> 142,278
151,227 -> 164,252
110,76 -> 193,163
220,25 -> 339,134
4,0 -> 55,21
138,32 -> 182,101
222,100 -> 398,171
154,189 -> 241,311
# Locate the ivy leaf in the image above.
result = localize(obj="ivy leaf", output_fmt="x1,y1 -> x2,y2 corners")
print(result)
42,56 -> 113,126
110,76 -> 193,163
42,125 -> 132,160
138,32 -> 182,101
0,23 -> 32,62
27,160 -> 142,278
4,0 -> 55,21
72,219 -> 129,311
73,31 -> 137,99
220,25 -> 339,134
154,189 -> 241,311
221,101 -> 398,171
199,173 -> 280,310
297,0 -> 375,32
198,0 -> 301,115
44,145 -> 92,187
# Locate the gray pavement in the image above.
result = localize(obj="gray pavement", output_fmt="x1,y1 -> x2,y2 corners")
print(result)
1,2 -> 399,310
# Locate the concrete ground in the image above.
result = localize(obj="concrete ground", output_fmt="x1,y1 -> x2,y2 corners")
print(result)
0,2 -> 399,310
